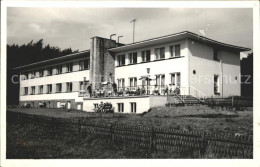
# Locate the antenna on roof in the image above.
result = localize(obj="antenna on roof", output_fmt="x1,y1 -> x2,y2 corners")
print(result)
110,34 -> 116,40
130,19 -> 136,43
118,36 -> 123,43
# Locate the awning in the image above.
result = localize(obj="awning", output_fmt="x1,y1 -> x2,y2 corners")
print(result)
139,76 -> 154,81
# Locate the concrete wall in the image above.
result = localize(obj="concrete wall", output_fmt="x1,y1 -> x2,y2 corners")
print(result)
188,39 -> 241,97
114,39 -> 189,92
83,96 -> 150,113
149,95 -> 167,108
90,37 -> 116,90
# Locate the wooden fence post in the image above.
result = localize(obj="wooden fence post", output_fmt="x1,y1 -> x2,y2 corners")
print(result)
110,124 -> 114,141
200,132 -> 208,156
78,119 -> 81,134
150,127 -> 155,152
232,96 -> 234,107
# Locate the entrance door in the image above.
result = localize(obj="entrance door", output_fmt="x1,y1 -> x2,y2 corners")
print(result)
67,101 -> 71,109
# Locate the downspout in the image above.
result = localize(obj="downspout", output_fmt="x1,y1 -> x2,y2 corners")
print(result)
220,53 -> 224,98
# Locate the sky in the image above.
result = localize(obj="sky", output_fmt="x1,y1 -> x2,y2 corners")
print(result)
7,8 -> 253,57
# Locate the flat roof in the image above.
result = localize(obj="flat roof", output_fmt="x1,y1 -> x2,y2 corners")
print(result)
108,31 -> 251,53
14,50 -> 90,71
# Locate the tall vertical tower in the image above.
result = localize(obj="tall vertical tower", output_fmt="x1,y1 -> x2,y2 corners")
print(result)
90,37 -> 116,90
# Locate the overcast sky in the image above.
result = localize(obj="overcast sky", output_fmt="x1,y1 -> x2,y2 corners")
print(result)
7,8 -> 252,56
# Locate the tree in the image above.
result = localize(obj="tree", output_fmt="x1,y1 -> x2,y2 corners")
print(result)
7,40 -> 79,105
241,53 -> 253,97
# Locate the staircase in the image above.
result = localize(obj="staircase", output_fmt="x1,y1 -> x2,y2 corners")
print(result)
168,94 -> 201,105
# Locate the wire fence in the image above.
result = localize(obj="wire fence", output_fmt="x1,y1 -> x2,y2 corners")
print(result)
7,111 -> 253,158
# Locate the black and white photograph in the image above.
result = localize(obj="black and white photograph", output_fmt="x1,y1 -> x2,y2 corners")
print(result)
1,1 -> 259,166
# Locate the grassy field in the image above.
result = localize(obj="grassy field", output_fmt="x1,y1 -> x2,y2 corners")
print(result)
8,105 -> 253,135
7,122 -> 202,159
6,106 -> 253,158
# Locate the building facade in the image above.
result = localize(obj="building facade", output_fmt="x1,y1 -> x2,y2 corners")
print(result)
16,31 -> 250,113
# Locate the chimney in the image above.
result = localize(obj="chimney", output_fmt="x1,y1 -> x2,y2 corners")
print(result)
89,37 -> 116,90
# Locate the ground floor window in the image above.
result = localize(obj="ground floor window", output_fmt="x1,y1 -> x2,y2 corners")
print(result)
130,102 -> 136,113
214,74 -> 220,95
117,103 -> 124,112
94,103 -> 98,109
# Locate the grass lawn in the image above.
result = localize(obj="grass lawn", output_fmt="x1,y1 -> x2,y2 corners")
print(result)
7,105 -> 253,135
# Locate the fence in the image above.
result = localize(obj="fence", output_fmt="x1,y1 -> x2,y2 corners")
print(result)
206,96 -> 253,108
7,111 -> 253,158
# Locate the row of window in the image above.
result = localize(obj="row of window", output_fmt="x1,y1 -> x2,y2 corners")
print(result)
22,59 -> 90,80
23,81 -> 88,95
117,44 -> 181,66
117,73 -> 181,88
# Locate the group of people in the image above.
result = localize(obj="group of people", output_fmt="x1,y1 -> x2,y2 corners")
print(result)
85,83 -> 180,97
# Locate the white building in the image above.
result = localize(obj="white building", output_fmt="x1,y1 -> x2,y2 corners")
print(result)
16,31 -> 250,113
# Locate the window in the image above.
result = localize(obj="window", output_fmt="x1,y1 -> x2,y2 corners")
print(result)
57,65 -> 63,74
66,82 -> 73,92
155,74 -> 165,87
94,103 -> 98,109
23,72 -> 29,80
24,87 -> 28,95
56,83 -> 62,93
31,86 -> 35,95
214,75 -> 220,95
117,54 -> 125,66
129,77 -> 137,88
66,62 -> 73,72
117,103 -> 124,112
117,78 -> 125,91
141,50 -> 151,62
213,48 -> 219,61
47,84 -> 52,94
170,44 -> 181,57
39,85 -> 43,94
155,47 -> 165,60
129,52 -> 137,64
79,59 -> 90,70
170,73 -> 181,86
47,67 -> 52,76
30,71 -> 36,79
39,69 -> 44,77
79,81 -> 88,90
130,102 -> 137,113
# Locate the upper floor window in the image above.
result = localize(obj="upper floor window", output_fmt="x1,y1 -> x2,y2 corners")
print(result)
56,83 -> 62,93
129,52 -> 137,64
66,62 -> 73,72
141,50 -> 151,62
47,67 -> 52,76
129,77 -> 137,87
79,59 -> 90,70
170,44 -> 181,57
47,84 -> 52,94
117,78 -> 125,90
213,48 -> 220,61
39,69 -> 44,77
66,82 -> 73,92
24,87 -> 28,95
31,86 -> 35,95
57,65 -> 62,74
155,47 -> 165,60
22,72 -> 29,80
117,54 -> 125,66
39,85 -> 43,94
